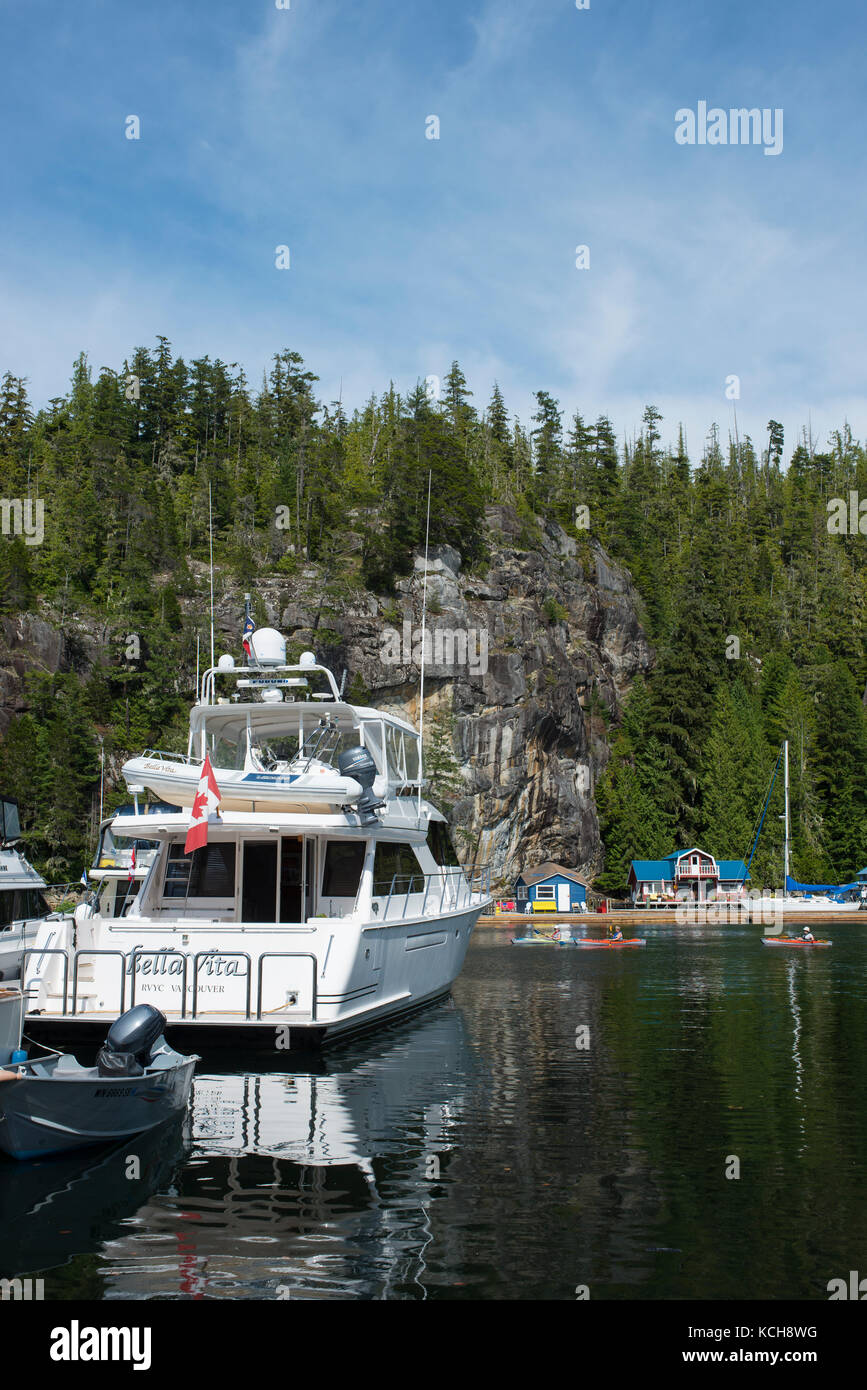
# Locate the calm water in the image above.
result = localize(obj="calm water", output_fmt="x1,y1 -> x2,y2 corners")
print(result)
3,924 -> 867,1300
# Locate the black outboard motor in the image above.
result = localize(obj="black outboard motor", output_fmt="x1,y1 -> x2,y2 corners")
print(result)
338,747 -> 386,820
96,1004 -> 167,1078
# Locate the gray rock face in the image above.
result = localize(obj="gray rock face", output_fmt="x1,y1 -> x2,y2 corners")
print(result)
0,513 -> 652,889
224,507 -> 653,888
0,614 -> 66,734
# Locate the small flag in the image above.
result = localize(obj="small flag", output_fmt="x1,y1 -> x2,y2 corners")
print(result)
79,869 -> 88,889
184,755 -> 222,855
128,845 -> 137,882
242,614 -> 255,660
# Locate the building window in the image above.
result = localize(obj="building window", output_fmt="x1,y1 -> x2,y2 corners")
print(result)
536,884 -> 556,900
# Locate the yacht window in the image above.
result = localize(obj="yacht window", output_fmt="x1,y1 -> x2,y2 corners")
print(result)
254,734 -> 301,769
373,842 -> 425,895
361,722 -> 385,774
404,734 -> 420,781
163,843 -> 236,899
426,821 -> 461,868
0,799 -> 21,841
0,888 -> 49,928
322,841 -> 366,899
209,734 -> 244,771
94,828 -> 157,871
385,725 -> 407,782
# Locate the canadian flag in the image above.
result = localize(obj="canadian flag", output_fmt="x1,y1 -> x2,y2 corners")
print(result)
184,755 -> 222,855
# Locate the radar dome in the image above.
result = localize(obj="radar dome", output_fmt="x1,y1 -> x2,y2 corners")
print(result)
217,654 -> 235,671
249,628 -> 286,667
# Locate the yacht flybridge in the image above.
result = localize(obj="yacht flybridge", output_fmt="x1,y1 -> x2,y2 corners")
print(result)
24,628 -> 491,1045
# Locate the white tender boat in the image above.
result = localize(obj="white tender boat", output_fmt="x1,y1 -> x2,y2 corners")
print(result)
24,628 -> 491,1045
0,993 -> 197,1160
121,636 -> 379,813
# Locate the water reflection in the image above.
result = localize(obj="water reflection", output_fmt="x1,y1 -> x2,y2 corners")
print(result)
1,1002 -> 476,1299
0,1119 -> 186,1282
3,931 -> 867,1300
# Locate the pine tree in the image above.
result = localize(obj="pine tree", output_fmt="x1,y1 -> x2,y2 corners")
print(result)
530,390 -> 563,514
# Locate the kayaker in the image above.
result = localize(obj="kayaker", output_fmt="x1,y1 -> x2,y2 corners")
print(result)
802,926 -> 814,942
609,925 -> 623,942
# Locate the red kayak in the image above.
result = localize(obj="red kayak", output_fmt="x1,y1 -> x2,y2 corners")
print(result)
560,938 -> 646,949
761,937 -> 831,947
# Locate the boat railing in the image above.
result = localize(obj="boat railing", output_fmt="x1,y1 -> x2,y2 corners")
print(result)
374,865 -> 492,922
140,749 -> 196,764
23,946 -> 319,1023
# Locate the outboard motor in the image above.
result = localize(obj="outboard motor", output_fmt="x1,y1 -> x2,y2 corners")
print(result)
338,747 -> 386,820
96,1004 -> 167,1078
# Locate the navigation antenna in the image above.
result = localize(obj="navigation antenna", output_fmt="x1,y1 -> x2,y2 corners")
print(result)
417,469 -> 432,821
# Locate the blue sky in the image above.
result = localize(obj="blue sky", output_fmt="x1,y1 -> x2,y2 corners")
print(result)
1,0 -> 866,460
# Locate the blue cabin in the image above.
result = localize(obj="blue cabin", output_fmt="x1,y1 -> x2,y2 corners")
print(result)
628,847 -> 750,905
515,863 -> 589,913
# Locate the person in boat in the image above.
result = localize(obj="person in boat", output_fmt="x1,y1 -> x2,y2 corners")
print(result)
609,924 -> 623,942
802,927 -> 814,942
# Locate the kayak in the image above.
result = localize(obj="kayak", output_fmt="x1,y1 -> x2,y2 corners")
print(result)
512,935 -> 560,945
761,937 -> 831,947
559,938 -> 646,949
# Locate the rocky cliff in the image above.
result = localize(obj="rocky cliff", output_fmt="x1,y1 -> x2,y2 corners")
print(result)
0,505 -> 653,888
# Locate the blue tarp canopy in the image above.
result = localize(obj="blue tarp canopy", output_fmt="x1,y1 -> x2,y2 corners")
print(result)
785,875 -> 858,895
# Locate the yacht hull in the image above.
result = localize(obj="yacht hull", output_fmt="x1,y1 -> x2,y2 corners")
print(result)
23,902 -> 486,1045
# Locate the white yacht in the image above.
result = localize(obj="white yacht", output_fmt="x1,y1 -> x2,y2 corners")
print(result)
24,629 -> 490,1044
0,795 -> 53,981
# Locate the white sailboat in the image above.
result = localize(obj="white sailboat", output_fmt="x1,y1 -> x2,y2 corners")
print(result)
24,627 -> 491,1045
749,741 -> 863,917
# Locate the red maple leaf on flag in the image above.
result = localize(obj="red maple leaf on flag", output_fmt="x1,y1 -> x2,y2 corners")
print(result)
184,755 -> 222,855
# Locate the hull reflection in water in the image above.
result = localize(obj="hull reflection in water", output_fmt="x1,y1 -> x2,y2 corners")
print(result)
0,1118 -> 187,1281
1,1003 -> 475,1299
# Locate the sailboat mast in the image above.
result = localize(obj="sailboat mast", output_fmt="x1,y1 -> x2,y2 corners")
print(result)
417,470 -> 432,822
783,739 -> 790,891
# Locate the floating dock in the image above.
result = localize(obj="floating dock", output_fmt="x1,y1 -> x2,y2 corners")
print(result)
479,910 -> 864,928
